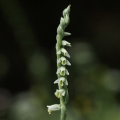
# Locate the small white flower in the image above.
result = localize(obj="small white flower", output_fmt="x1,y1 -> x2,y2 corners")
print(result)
47,104 -> 61,114
56,66 -> 69,76
61,48 -> 70,58
62,40 -> 71,47
54,77 -> 68,86
55,89 -> 65,98
57,48 -> 70,58
58,57 -> 71,66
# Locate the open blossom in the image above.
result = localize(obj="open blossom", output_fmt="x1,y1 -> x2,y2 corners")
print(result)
47,104 -> 61,114
55,89 -> 65,98
57,48 -> 70,58
62,40 -> 71,47
54,77 -> 68,86
58,57 -> 71,66
56,66 -> 69,76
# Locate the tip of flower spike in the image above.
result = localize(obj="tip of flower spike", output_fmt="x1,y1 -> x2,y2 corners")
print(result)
63,5 -> 71,17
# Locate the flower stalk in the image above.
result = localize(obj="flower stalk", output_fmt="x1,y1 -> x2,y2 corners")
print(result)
47,5 -> 71,120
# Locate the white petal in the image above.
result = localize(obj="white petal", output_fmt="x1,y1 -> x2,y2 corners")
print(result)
61,57 -> 66,61
54,79 -> 59,84
47,104 -> 60,111
66,60 -> 71,66
64,32 -> 71,36
56,68 -> 60,74
62,41 -> 67,46
57,50 -> 61,54
54,89 -> 60,98
66,52 -> 70,58
65,69 -> 69,75
61,48 -> 66,53
61,91 -> 65,96
61,48 -> 70,58
57,59 -> 61,64
59,77 -> 65,81
65,79 -> 68,85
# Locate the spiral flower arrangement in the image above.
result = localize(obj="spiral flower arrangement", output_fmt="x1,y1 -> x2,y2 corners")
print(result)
47,5 -> 71,120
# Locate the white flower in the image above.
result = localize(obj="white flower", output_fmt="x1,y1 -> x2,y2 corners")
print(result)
62,40 -> 71,47
58,57 -> 71,66
56,66 -> 69,76
54,77 -> 68,86
55,89 -> 65,98
47,104 -> 61,114
57,48 -> 70,58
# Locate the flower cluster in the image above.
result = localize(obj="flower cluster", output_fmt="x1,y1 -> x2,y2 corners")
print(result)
47,5 -> 71,116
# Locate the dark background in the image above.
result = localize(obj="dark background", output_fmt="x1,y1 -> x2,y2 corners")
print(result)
0,0 -> 120,120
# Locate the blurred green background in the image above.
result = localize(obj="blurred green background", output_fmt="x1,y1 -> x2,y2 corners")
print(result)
0,0 -> 120,120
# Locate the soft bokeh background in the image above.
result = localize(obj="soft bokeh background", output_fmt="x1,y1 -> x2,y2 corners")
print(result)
0,0 -> 120,120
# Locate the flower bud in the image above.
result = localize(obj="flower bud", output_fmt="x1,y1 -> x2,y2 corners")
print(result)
57,25 -> 64,36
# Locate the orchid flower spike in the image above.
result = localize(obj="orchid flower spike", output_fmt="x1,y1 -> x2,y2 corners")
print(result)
47,5 -> 71,120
